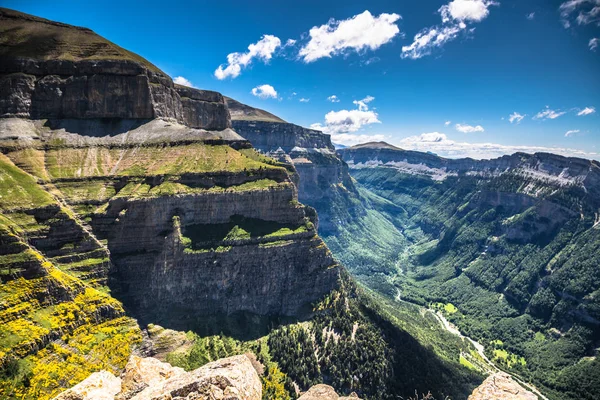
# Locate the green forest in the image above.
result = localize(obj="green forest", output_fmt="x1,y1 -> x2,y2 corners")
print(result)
323,166 -> 600,400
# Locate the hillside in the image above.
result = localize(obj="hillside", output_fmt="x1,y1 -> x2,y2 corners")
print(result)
336,142 -> 600,400
0,8 -> 341,399
225,97 -> 286,123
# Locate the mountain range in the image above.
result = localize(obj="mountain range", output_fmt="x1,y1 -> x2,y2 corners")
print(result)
0,7 -> 598,400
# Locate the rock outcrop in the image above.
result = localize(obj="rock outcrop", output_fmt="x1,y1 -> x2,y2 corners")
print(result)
225,99 -> 363,234
0,8 -> 230,132
468,373 -> 537,400
53,355 -> 262,400
298,384 -> 361,400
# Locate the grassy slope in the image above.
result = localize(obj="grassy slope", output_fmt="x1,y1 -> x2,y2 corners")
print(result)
0,165 -> 140,399
0,7 -> 162,73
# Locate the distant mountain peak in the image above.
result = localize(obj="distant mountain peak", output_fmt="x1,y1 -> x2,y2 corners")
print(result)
350,141 -> 402,150
224,97 -> 286,123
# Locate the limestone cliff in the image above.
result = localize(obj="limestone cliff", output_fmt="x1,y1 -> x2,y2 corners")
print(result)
0,8 -> 340,399
224,98 -> 363,234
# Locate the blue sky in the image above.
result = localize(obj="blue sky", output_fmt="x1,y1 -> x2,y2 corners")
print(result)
4,0 -> 600,159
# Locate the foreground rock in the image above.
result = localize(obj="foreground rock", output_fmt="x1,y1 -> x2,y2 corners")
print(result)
298,384 -> 360,400
467,373 -> 537,400
53,355 -> 262,400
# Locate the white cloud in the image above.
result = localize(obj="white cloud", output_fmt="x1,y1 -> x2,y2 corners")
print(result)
565,129 -> 580,137
299,10 -> 401,62
329,133 -> 387,146
299,98 -> 310,103
533,106 -> 567,120
285,39 -> 297,47
173,76 -> 195,88
327,95 -> 340,103
445,120 -> 452,126
399,133 -> 599,160
578,106 -> 596,115
311,96 -> 380,135
591,38 -> 600,51
559,0 -> 600,28
402,0 -> 498,59
526,12 -> 536,20
251,84 -> 278,99
455,123 -> 485,133
353,95 -> 375,111
509,112 -> 526,124
215,35 -> 281,80
440,0 -> 499,23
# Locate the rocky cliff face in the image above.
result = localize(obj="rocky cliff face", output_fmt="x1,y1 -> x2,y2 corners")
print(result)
0,8 -> 340,399
225,100 -> 363,234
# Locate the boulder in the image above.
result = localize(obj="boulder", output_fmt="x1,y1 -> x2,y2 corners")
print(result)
298,384 -> 361,400
53,354 -> 262,400
468,373 -> 537,400
53,370 -> 121,400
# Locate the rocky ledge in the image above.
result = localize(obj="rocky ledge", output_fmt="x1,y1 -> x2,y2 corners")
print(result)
53,355 -> 262,400
467,373 -> 537,400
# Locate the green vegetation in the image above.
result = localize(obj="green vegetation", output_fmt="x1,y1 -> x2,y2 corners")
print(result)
267,276 -> 482,399
1,7 -> 163,72
325,165 -> 600,400
0,154 -> 53,210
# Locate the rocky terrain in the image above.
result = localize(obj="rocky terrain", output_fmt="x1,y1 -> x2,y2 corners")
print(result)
225,98 -> 363,234
53,355 -> 262,400
467,373 -> 537,400
0,8 -> 339,399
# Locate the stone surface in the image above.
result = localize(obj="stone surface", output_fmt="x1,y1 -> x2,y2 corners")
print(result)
0,8 -> 233,131
177,85 -> 231,130
298,384 -> 361,400
52,355 -> 262,400
232,120 -> 333,153
130,355 -> 262,400
118,356 -> 185,399
468,373 -> 537,400
53,370 -> 122,400
226,102 -> 364,234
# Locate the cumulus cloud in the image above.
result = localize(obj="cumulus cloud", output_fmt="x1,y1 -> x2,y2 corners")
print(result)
578,106 -> 596,115
509,112 -> 526,124
311,96 -> 380,135
559,0 -> 600,28
591,38 -> 600,51
327,95 -> 340,103
455,123 -> 485,133
526,12 -> 536,20
299,10 -> 401,62
565,129 -> 580,137
328,133 -> 387,146
173,76 -> 195,88
215,35 -> 281,80
299,98 -> 310,102
251,84 -> 278,99
402,0 -> 499,59
440,0 -> 499,22
399,133 -> 599,160
445,120 -> 452,126
533,106 -> 567,120
353,95 -> 375,111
